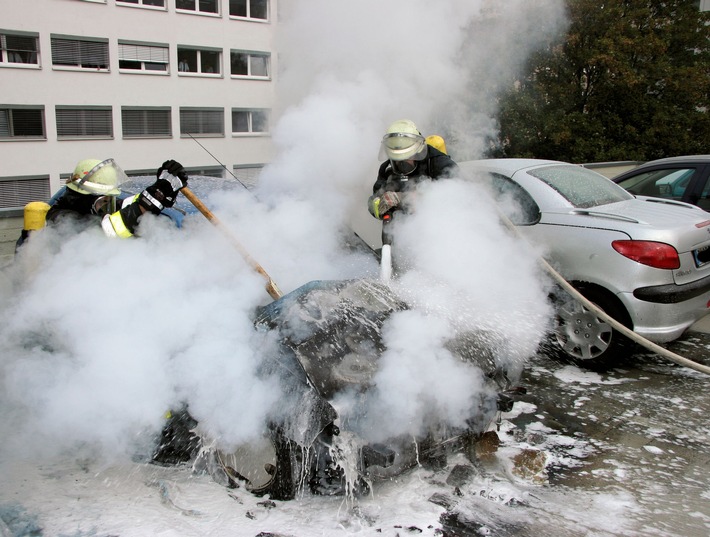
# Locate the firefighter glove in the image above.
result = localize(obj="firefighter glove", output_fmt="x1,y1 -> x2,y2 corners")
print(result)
368,191 -> 401,219
139,161 -> 188,214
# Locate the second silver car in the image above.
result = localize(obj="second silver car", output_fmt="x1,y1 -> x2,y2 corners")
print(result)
459,158 -> 710,368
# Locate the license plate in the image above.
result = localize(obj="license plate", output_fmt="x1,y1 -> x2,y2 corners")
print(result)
693,246 -> 710,267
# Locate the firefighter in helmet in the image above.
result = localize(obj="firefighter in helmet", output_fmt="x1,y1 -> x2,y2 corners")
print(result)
44,158 -> 188,238
367,119 -> 458,221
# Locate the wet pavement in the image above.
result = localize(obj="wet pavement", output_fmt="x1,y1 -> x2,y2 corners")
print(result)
439,325 -> 710,536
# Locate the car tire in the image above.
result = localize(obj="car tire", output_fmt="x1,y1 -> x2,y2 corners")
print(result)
551,286 -> 634,370
216,427 -> 300,501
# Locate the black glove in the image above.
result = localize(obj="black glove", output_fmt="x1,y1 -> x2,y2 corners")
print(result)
156,159 -> 188,182
138,160 -> 188,214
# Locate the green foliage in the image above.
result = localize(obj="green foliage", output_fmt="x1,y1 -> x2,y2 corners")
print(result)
493,0 -> 710,163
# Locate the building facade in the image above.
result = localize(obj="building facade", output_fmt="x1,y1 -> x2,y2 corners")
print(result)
0,0 -> 277,216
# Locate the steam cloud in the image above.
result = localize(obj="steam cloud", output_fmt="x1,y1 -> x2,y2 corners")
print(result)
0,0 -> 566,467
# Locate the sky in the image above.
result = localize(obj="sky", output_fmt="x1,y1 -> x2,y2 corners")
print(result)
0,0 -> 568,485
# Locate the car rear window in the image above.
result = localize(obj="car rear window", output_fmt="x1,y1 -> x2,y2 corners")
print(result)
529,165 -> 633,209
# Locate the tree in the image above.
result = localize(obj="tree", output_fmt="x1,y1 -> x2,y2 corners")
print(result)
493,0 -> 710,163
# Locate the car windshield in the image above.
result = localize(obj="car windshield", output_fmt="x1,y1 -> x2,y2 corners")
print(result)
529,165 -> 633,209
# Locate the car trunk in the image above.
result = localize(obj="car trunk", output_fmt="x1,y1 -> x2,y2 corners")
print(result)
577,199 -> 710,286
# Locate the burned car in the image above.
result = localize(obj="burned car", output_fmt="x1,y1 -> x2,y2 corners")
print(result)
155,278 -> 522,501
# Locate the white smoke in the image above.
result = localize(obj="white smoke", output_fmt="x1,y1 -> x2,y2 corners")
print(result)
0,0 -> 566,466
0,216 -> 282,460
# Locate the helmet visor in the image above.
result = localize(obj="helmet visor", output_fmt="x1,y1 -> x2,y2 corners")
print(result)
379,132 -> 427,162
70,158 -> 128,196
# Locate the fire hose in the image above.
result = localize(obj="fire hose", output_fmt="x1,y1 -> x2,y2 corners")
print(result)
497,211 -> 710,376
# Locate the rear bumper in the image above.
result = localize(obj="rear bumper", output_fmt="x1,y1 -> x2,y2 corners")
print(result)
620,287 -> 710,343
633,272 -> 710,304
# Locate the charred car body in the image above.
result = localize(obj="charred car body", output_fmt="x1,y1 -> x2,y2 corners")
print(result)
154,278 -> 521,501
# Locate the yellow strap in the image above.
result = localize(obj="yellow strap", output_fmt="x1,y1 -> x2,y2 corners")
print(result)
369,197 -> 382,219
102,210 -> 133,238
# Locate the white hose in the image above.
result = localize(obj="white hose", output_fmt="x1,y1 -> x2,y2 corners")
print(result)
539,255 -> 710,376
499,211 -> 710,376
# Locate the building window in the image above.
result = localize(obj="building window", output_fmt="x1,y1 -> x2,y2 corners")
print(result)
176,0 -> 219,15
232,109 -> 269,134
56,107 -> 113,139
230,51 -> 270,78
122,107 -> 171,138
0,106 -> 45,139
118,41 -> 169,72
233,165 -> 263,189
229,0 -> 268,20
0,32 -> 40,66
177,47 -> 221,75
116,0 -> 166,7
51,36 -> 109,70
180,108 -> 224,137
0,175 -> 51,211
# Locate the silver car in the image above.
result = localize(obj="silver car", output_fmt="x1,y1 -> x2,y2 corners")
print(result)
459,158 -> 710,368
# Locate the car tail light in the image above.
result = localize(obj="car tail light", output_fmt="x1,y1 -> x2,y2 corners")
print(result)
612,240 -> 680,269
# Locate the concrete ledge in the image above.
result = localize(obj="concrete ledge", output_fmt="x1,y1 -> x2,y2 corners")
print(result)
0,216 -> 22,262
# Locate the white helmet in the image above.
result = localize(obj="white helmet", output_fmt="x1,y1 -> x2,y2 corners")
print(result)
379,119 -> 427,162
67,158 -> 127,196
379,119 -> 428,175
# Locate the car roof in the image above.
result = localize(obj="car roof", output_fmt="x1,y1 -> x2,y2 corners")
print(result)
623,155 -> 710,169
458,158 -> 572,175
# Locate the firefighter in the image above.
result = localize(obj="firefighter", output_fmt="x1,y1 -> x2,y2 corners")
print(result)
44,158 -> 188,238
367,119 -> 458,222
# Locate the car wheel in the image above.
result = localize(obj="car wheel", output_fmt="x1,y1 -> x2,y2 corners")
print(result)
216,428 -> 301,501
552,287 -> 633,369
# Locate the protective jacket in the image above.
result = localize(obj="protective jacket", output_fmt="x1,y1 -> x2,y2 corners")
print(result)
45,188 -> 144,238
371,145 -> 459,197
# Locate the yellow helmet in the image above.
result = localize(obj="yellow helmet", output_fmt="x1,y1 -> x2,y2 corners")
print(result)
426,135 -> 447,155
379,119 -> 427,162
67,158 -> 126,196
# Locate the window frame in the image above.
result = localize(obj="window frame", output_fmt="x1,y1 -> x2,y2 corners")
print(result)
55,105 -> 113,140
233,164 -> 264,189
0,105 -> 46,140
118,40 -> 170,74
177,45 -> 222,76
180,107 -> 225,138
230,49 -> 270,79
116,0 -> 167,9
121,106 -> 172,139
0,30 -> 40,68
231,108 -> 269,136
0,174 -> 51,213
176,0 -> 221,16
489,172 -> 541,226
50,34 -> 110,72
229,0 -> 269,21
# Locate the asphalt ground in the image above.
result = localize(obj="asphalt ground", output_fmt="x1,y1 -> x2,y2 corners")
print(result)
437,316 -> 710,536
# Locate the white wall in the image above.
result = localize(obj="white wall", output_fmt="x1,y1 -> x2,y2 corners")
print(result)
0,0 -> 277,199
